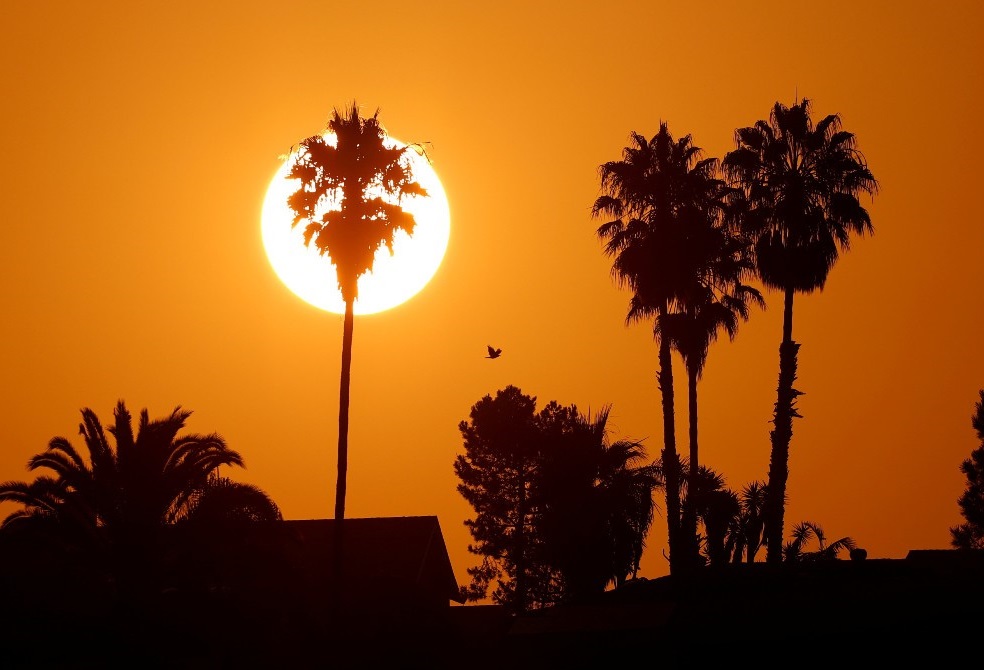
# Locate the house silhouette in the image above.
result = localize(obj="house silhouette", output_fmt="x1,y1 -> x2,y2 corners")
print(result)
4,515 -> 983,668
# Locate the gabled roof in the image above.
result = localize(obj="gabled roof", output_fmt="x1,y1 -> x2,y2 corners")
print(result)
283,516 -> 465,605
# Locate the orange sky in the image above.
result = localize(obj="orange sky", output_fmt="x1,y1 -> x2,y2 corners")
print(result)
2,1 -> 983,587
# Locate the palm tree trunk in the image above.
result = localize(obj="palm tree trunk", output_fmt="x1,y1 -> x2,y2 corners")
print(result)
656,314 -> 682,574
335,299 -> 354,522
765,287 -> 801,564
682,363 -> 700,568
332,299 -> 355,600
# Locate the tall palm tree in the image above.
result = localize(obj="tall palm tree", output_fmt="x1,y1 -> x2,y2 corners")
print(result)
723,99 -> 877,564
287,102 -> 426,526
661,217 -> 763,566
0,401 -> 280,597
593,123 -> 735,574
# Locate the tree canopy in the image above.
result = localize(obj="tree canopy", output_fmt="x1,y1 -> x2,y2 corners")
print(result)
951,390 -> 984,550
455,386 -> 661,611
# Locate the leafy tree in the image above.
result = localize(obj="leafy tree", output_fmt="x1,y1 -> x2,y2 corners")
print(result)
723,99 -> 877,563
0,401 -> 281,599
455,387 -> 660,611
286,102 -> 427,526
455,386 -> 541,611
593,123 -> 729,574
950,390 -> 984,549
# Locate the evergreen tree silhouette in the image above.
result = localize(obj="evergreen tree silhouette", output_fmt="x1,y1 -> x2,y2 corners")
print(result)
950,389 -> 984,549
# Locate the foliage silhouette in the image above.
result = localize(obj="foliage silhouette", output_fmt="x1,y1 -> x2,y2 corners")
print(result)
0,400 -> 282,655
782,521 -> 856,562
682,464 -> 740,567
455,386 -> 660,611
593,122 -> 749,573
682,469 -> 857,567
723,98 -> 877,564
729,480 -> 768,563
660,208 -> 764,567
950,389 -> 984,549
535,403 -> 660,602
455,385 -> 539,611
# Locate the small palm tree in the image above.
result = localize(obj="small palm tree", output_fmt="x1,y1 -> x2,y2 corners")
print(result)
683,466 -> 740,568
593,123 -> 724,574
723,99 -> 877,563
783,521 -> 856,562
729,480 -> 768,564
537,404 -> 661,601
0,401 -> 280,598
287,102 -> 426,527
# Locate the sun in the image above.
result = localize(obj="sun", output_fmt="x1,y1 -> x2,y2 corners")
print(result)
261,134 -> 451,315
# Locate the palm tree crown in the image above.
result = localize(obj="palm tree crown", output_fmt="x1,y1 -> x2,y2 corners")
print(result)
0,401 -> 279,540
723,98 -> 877,294
595,124 -> 726,315
287,102 -> 427,304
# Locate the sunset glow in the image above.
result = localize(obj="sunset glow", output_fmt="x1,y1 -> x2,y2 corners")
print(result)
261,135 -> 451,314
3,1 -> 984,602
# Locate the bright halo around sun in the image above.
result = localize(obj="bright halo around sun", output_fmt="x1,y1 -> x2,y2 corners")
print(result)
261,134 -> 451,315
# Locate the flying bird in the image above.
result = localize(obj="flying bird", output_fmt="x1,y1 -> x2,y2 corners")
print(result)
486,345 -> 502,359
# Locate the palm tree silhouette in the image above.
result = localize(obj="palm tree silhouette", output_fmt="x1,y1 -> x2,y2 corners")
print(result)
286,102 -> 426,528
593,123 -> 732,574
681,465 -> 739,567
782,521 -> 856,562
0,401 -> 280,600
660,206 -> 763,566
723,99 -> 877,564
537,404 -> 661,601
730,480 -> 768,564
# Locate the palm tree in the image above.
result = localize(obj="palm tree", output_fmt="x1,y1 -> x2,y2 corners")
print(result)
782,521 -> 856,562
683,465 -> 740,568
723,99 -> 877,564
661,218 -> 763,566
536,404 -> 661,602
287,102 -> 426,528
729,480 -> 768,564
593,123 -> 736,574
0,401 -> 281,598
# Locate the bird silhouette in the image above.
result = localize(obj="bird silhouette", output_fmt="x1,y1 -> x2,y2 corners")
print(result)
486,345 -> 502,359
